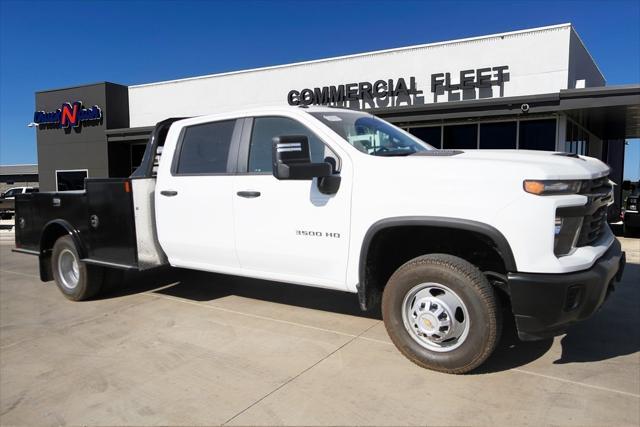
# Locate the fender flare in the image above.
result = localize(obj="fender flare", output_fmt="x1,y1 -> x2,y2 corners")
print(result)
38,219 -> 87,282
40,219 -> 87,258
357,216 -> 517,310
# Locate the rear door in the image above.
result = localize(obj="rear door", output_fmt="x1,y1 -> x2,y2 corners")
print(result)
155,118 -> 242,273
232,115 -> 352,289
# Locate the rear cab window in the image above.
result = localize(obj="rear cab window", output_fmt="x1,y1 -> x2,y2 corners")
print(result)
174,120 -> 237,175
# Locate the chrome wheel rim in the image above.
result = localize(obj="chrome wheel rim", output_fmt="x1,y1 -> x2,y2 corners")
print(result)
58,249 -> 80,290
401,282 -> 470,352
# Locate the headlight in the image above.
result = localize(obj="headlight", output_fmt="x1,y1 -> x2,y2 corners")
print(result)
554,216 -> 583,256
524,180 -> 582,195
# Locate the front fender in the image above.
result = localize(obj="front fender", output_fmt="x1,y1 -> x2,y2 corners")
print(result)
356,216 -> 517,311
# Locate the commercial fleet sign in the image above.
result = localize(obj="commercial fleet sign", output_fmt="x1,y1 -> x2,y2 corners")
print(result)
33,101 -> 102,129
287,65 -> 509,107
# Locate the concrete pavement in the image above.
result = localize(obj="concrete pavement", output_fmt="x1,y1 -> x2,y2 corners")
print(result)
1,232 -> 638,426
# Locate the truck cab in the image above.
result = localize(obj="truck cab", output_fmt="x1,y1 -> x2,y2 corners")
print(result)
13,106 -> 626,374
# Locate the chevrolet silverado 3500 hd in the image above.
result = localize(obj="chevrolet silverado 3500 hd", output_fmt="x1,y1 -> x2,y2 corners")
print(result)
13,106 -> 626,373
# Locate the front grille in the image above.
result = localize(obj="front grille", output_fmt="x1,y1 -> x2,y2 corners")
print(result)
577,205 -> 608,246
580,175 -> 612,197
576,175 -> 613,247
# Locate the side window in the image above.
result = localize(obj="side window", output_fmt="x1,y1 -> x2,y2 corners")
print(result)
248,117 -> 339,173
175,120 -> 236,174
3,189 -> 21,197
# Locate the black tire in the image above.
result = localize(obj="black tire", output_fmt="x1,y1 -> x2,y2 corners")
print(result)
51,235 -> 103,301
382,254 -> 501,374
101,268 -> 127,294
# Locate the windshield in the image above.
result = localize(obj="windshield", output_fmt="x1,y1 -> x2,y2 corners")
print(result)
309,111 -> 434,156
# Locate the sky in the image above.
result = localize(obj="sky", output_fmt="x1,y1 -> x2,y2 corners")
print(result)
1,0 -> 639,179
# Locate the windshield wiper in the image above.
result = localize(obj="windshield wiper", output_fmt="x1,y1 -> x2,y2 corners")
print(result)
410,150 -> 463,157
374,150 -> 415,157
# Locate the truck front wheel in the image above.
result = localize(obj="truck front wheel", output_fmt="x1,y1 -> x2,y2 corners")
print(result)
51,235 -> 103,301
382,254 -> 501,374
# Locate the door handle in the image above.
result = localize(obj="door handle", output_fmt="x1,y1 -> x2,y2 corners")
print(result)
160,190 -> 178,197
236,191 -> 261,198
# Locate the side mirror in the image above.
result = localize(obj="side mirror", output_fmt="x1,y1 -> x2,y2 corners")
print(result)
272,135 -> 331,180
622,180 -> 631,191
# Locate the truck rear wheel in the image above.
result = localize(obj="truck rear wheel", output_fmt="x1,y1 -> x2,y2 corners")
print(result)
51,235 -> 103,301
382,254 -> 501,374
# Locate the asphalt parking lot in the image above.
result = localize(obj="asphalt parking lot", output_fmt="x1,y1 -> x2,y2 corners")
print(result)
1,231 -> 638,426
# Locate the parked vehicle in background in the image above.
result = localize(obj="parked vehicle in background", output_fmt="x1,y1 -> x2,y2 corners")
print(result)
12,107 -> 626,374
0,187 -> 38,219
622,180 -> 639,236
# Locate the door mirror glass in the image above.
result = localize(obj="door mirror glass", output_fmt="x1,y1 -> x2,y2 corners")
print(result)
272,135 -> 332,180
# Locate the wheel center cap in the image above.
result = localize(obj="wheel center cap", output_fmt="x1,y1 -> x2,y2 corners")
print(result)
419,313 -> 438,333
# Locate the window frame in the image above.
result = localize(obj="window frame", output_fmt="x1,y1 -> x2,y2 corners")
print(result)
170,118 -> 243,177
236,116 -> 342,176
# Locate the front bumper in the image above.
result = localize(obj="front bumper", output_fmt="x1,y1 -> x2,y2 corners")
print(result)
508,239 -> 626,341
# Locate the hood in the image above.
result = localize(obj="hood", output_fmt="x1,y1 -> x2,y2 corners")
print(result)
441,149 -> 610,180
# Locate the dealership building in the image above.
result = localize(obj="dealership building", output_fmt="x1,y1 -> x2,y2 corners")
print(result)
31,23 -> 639,207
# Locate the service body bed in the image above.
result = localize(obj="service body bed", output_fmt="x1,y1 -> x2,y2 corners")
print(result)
14,177 -> 166,272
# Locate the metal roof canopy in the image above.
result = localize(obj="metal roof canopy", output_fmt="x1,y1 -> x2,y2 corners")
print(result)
374,84 -> 640,140
104,85 -> 639,142
560,85 -> 639,139
105,126 -> 155,143
0,164 -> 38,176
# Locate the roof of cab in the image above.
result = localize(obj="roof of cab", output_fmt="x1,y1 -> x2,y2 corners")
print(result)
171,105 -> 366,127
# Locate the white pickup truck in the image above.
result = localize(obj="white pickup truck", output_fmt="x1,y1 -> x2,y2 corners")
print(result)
13,106 -> 625,373
0,186 -> 37,219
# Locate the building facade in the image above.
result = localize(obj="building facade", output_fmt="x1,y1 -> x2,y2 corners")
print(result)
0,165 -> 38,193
30,23 -> 639,210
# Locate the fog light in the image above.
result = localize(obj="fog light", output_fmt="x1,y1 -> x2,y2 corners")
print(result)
564,285 -> 584,311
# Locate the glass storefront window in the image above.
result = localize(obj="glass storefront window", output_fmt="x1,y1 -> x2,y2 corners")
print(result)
409,126 -> 442,149
519,119 -> 556,151
407,118 -> 559,152
564,120 -> 589,155
443,124 -> 478,149
480,122 -> 517,149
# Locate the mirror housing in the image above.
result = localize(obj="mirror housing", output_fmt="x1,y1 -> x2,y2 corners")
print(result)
622,180 -> 632,191
272,135 -> 332,180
